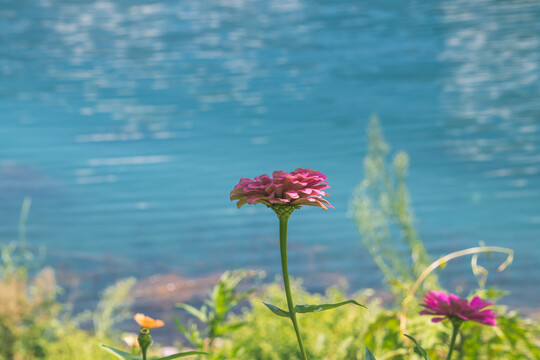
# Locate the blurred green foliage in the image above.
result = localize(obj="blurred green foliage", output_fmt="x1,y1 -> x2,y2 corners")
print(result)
351,116 -> 438,298
93,277 -> 137,339
194,281 -> 539,360
224,281 -> 377,360
174,270 -> 260,359
0,244 -> 136,360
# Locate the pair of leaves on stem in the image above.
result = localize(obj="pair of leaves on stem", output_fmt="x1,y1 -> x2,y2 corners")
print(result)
101,345 -> 207,360
365,335 -> 430,360
263,299 -> 366,318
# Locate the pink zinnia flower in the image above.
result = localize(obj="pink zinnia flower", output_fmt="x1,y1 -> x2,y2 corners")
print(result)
420,290 -> 497,326
230,168 -> 333,210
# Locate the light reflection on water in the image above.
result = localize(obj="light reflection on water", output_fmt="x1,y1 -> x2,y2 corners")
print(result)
0,0 -> 539,307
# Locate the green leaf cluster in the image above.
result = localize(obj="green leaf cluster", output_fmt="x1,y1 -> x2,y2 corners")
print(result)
198,280 -> 540,360
174,270 -> 260,358
222,281 -> 382,360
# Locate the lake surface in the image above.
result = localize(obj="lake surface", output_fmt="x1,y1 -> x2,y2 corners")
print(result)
1,0 -> 539,308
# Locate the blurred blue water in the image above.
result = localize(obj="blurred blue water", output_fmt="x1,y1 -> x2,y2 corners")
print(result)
1,0 -> 539,307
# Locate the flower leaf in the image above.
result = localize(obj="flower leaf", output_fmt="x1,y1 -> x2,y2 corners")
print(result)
152,351 -> 208,360
403,334 -> 431,360
173,315 -> 187,335
216,321 -> 247,335
365,347 -> 377,360
294,300 -> 366,314
101,345 -> 141,360
263,302 -> 290,318
176,303 -> 208,322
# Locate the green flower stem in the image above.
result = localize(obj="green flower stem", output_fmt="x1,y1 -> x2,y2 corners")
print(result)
277,210 -> 308,360
142,347 -> 147,360
446,319 -> 462,360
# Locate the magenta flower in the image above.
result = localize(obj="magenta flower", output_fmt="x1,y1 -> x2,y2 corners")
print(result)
420,290 -> 497,326
230,168 -> 333,210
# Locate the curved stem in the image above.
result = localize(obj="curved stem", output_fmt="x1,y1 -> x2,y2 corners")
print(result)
446,320 -> 462,360
279,216 -> 308,360
403,246 -> 513,309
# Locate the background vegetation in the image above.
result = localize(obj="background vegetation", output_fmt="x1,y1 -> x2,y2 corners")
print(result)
1,120 -> 539,359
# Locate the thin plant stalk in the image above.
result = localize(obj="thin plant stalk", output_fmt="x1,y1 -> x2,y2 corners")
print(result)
278,213 -> 308,360
446,320 -> 462,360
